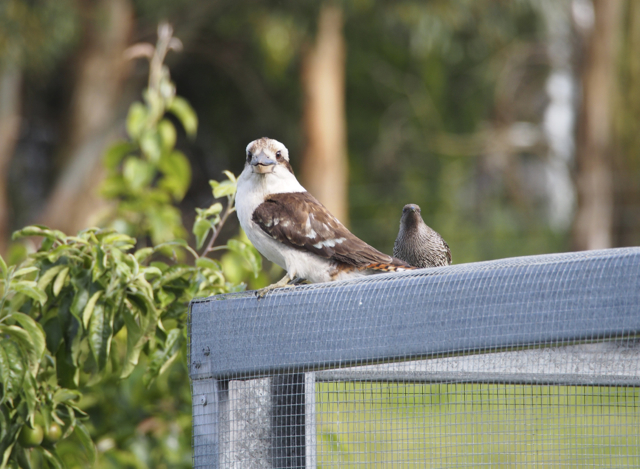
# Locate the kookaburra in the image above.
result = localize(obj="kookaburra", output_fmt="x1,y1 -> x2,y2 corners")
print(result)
236,137 -> 413,295
393,204 -> 452,268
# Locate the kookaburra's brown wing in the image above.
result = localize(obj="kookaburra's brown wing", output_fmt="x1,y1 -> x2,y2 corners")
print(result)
252,192 -> 411,271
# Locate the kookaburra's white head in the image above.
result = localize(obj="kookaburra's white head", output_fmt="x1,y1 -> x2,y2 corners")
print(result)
244,137 -> 293,175
238,137 -> 305,196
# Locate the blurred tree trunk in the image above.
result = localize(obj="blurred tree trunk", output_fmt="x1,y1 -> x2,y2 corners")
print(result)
613,0 -> 640,247
41,0 -> 134,234
0,66 -> 22,255
572,0 -> 622,250
300,4 -> 349,224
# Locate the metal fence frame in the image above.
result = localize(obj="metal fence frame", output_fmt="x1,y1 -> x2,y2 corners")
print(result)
189,248 -> 640,468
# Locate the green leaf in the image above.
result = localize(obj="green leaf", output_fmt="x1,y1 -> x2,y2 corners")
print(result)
1,325 -> 39,379
144,328 -> 183,386
70,285 -> 89,322
197,202 -> 223,218
143,87 -> 163,118
53,267 -> 70,297
88,303 -> 113,370
156,266 -> 194,285
0,344 -> 12,404
12,225 -> 65,241
56,346 -> 79,389
0,422 -> 20,469
73,422 -> 97,465
13,266 -> 39,278
52,389 -> 82,405
104,141 -> 135,170
132,273 -> 154,300
120,308 -> 142,379
134,247 -> 154,263
0,339 -> 26,404
82,291 -> 103,330
158,118 -> 177,152
120,293 -> 158,379
41,236 -> 55,251
159,150 -> 191,200
22,373 -> 38,426
40,447 -> 65,469
156,288 -> 175,308
0,255 -> 7,280
149,261 -> 169,272
12,280 -> 47,305
196,257 -> 222,271
227,239 -> 262,278
14,444 -> 32,469
43,316 -> 62,355
100,233 -> 136,247
147,205 -> 185,245
0,405 -> 8,443
123,157 -> 155,192
168,96 -> 198,137
140,129 -> 162,163
45,245 -> 76,264
154,239 -> 198,259
126,101 -> 147,139
222,170 -> 237,183
37,265 -> 65,291
193,218 -> 213,250
142,266 -> 163,279
90,245 -> 106,283
12,313 -> 46,372
210,179 -> 237,199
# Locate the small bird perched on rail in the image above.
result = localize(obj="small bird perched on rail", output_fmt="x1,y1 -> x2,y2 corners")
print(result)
393,204 -> 452,268
236,137 -> 413,296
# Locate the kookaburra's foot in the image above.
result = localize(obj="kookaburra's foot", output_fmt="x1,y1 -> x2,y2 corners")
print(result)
256,274 -> 297,298
289,276 -> 307,285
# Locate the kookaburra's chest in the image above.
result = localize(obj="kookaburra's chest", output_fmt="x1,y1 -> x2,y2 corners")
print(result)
235,168 -> 307,270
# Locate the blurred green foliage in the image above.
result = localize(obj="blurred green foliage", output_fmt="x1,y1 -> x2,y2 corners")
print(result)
0,199 -> 252,467
101,24 -> 196,245
0,25 -> 264,468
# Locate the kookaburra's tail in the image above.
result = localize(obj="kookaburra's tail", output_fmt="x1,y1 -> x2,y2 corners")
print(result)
364,261 -> 416,273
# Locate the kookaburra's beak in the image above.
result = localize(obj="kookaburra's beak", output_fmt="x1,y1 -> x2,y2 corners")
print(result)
251,151 -> 277,174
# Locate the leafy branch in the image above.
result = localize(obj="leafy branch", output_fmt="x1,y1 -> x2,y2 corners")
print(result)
0,24 -> 263,468
101,22 -> 197,245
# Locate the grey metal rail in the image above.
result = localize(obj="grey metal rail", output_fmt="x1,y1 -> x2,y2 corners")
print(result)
189,248 -> 640,468
189,248 -> 640,380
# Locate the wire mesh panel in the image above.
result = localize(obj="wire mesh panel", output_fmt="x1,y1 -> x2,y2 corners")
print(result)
189,248 -> 640,468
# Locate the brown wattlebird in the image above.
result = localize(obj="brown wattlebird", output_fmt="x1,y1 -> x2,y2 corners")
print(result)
393,204 -> 452,268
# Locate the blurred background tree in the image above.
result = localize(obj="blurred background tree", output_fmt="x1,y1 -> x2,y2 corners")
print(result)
1,0 -> 640,467
4,0 -> 639,265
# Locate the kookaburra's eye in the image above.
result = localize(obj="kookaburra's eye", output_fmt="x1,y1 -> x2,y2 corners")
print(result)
246,151 -> 252,162
275,150 -> 282,159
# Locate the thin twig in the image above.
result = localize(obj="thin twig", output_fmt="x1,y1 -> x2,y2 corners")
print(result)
201,194 -> 236,258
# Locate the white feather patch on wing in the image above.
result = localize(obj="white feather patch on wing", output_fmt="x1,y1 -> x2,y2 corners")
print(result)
313,237 -> 346,249
304,217 -> 318,239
